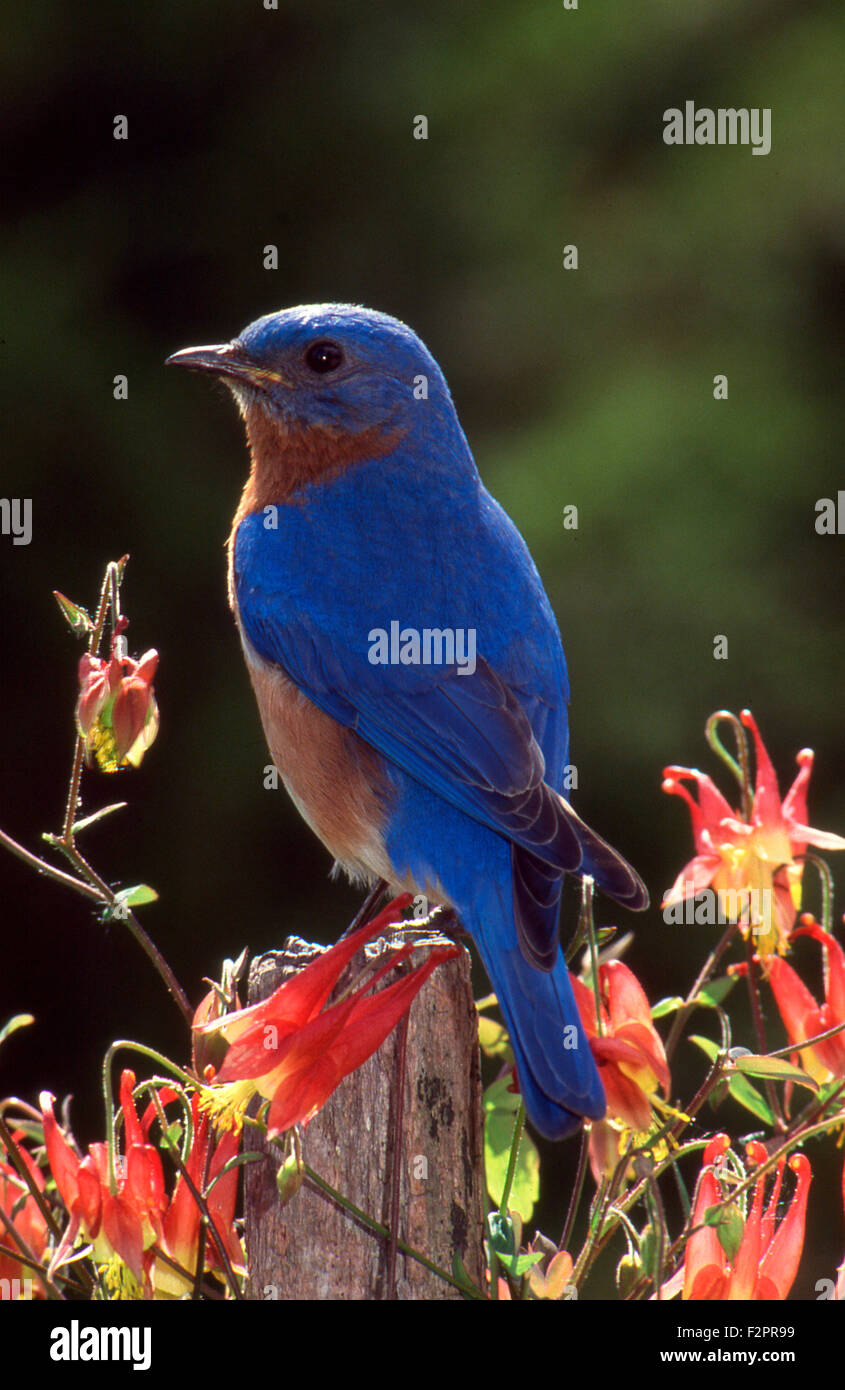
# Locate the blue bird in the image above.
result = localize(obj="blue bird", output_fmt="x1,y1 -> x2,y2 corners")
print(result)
167,305 -> 648,1139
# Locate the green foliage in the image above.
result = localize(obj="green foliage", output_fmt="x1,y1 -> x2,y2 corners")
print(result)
483,1075 -> 540,1224
705,1201 -> 745,1263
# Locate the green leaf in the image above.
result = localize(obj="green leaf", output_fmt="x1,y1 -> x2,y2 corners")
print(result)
731,1054 -> 818,1090
640,1227 -> 656,1277
451,1250 -> 483,1298
705,1201 -> 744,1262
725,1073 -> 775,1125
204,1151 -> 265,1196
689,1034 -> 721,1061
689,1035 -> 776,1121
696,976 -> 737,1008
53,590 -> 92,636
114,884 -> 159,911
816,1078 -> 845,1107
651,995 -> 684,1020
487,1210 -> 515,1257
164,1122 -> 183,1148
482,1073 -> 521,1115
71,802 -> 127,835
483,1076 -> 539,1223
709,1077 -> 730,1110
497,1250 -> 544,1277
0,1014 -> 34,1049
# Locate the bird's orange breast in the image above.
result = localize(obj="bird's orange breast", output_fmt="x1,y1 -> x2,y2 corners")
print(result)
229,402 -> 405,527
239,630 -> 395,884
223,404 -> 404,881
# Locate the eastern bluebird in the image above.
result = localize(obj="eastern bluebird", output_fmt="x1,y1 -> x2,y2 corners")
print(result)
167,305 -> 648,1140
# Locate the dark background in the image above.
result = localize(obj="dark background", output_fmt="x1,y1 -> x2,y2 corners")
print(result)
1,0 -> 843,1296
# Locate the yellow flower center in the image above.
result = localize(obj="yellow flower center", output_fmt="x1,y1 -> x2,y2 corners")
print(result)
101,1254 -> 142,1300
199,1078 -> 256,1134
711,828 -> 801,956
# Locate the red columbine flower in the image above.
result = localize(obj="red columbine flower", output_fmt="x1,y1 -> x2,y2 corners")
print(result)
151,1093 -> 242,1299
570,960 -> 672,1180
758,916 -> 845,1084
663,710 -> 845,956
683,1134 -> 811,1300
198,895 -> 460,1138
0,1131 -> 49,1296
76,647 -> 159,771
41,1070 -> 166,1295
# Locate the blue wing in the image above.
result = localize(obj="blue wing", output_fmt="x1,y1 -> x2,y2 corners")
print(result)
234,463 -> 647,961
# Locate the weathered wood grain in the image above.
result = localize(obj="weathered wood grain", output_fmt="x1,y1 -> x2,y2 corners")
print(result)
244,926 -> 485,1300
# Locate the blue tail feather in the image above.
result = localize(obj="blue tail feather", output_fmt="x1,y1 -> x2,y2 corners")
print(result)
387,775 -> 606,1140
469,884 -> 605,1141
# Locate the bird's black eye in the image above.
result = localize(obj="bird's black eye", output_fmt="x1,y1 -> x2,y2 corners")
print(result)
304,340 -> 344,374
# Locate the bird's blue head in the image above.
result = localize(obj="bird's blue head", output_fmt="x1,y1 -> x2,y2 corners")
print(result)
167,303 -> 457,437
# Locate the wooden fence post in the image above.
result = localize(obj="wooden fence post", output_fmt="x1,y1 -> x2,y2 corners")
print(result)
243,924 -> 486,1300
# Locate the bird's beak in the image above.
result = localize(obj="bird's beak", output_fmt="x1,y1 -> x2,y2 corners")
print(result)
165,342 -> 294,389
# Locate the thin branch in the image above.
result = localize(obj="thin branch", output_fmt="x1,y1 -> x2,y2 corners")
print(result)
559,1128 -> 588,1254
0,828 -> 101,903
743,936 -> 784,1129
664,920 -> 739,1061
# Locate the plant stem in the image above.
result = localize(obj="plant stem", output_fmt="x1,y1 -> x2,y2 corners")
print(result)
571,1139 -> 710,1289
148,1088 -> 243,1300
51,835 -> 192,1023
0,827 -> 101,903
705,711 -> 752,822
581,877 -> 603,1036
61,560 -> 115,841
803,854 -> 834,935
499,1101 -> 526,1216
743,936 -> 784,1129
560,1128 -> 588,1254
766,1018 -> 845,1059
0,1205 -> 62,1299
664,920 -> 738,1061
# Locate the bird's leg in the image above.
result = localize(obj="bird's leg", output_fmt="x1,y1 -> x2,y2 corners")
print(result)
335,878 -> 389,943
427,905 -> 469,943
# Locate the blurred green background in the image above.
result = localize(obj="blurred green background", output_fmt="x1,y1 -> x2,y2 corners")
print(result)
1,0 -> 843,1297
